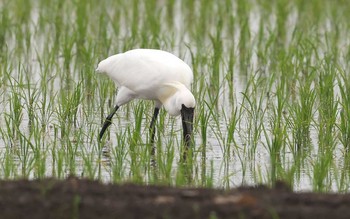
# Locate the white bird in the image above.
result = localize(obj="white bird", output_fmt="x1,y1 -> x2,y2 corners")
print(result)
96,49 -> 196,158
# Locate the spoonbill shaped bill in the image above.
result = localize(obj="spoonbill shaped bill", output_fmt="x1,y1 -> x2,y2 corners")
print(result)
96,49 -> 196,158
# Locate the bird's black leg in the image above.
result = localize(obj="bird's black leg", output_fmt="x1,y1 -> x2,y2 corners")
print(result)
149,107 -> 160,156
99,104 -> 119,141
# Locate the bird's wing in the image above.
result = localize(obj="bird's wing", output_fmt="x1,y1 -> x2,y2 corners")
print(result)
104,50 -> 193,94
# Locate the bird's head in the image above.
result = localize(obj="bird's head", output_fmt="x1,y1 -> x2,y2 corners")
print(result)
161,82 -> 195,116
176,87 -> 195,152
96,54 -> 119,74
161,82 -> 195,149
95,59 -> 106,73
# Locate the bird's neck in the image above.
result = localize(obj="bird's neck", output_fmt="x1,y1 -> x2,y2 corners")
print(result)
163,93 -> 181,116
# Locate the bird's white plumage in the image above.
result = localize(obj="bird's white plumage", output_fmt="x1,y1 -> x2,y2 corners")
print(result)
96,49 -> 195,116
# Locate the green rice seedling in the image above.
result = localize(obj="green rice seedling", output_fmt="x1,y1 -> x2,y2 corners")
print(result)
225,49 -> 236,103
110,129 -> 128,183
64,139 -> 78,176
81,144 -> 99,179
196,104 -> 213,186
51,1 -> 65,49
284,34 -> 318,161
5,75 -> 25,141
164,0 -> 176,27
337,68 -> 350,152
205,160 -> 214,188
263,78 -> 288,186
96,11 -> 113,56
0,4 -> 9,54
0,145 -> 15,179
15,128 -> 35,178
311,57 -> 338,192
142,0 -> 161,47
23,75 -> 40,131
175,158 -> 192,187
35,50 -> 57,131
312,154 -> 334,192
219,158 -> 233,188
240,73 -> 267,159
50,126 -> 59,177
234,143 -> 248,186
275,0 -> 290,46
317,58 -> 338,154
29,115 -> 48,179
154,134 -> 175,185
288,75 -> 316,154
56,148 -> 66,179
333,161 -> 350,192
74,0 -> 89,55
78,44 -> 98,102
199,0 -> 213,35
148,107 -> 177,184
187,47 -> 205,100
225,106 -> 239,159
61,27 -> 75,72
236,0 -> 251,75
55,82 -> 84,176
125,102 -> 151,184
208,19 -> 223,98
56,81 -> 83,139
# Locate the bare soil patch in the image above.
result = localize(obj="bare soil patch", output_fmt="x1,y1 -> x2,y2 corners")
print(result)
0,177 -> 349,219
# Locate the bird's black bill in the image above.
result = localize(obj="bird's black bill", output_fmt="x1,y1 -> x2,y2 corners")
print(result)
181,104 -> 194,159
99,105 -> 119,141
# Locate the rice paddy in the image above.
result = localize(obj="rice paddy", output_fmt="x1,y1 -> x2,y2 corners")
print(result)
1,0 -> 350,192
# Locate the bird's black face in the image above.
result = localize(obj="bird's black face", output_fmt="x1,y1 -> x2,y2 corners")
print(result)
181,104 -> 194,150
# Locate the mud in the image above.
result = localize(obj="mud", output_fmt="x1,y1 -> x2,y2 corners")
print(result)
0,177 -> 349,219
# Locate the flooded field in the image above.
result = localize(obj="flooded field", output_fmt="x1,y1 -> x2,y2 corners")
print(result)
1,0 -> 350,192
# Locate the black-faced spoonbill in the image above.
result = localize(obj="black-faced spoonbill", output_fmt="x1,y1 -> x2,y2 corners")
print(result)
96,49 -> 196,158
